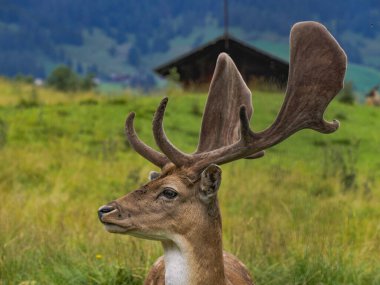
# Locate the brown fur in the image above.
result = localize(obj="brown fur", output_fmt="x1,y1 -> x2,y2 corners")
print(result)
101,167 -> 252,285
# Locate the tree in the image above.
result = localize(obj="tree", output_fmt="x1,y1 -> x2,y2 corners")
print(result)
80,73 -> 96,90
47,65 -> 96,92
338,81 -> 356,105
47,65 -> 79,92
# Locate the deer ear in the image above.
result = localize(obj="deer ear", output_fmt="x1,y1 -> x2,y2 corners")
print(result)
199,164 -> 222,203
148,171 -> 160,181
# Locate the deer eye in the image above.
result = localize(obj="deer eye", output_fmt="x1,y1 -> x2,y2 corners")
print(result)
161,188 -> 178,199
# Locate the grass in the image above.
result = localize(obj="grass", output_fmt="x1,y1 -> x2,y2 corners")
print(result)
1,80 -> 380,284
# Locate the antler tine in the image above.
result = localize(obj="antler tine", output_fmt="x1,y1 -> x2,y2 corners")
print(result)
190,21 -> 346,171
239,105 -> 255,141
239,106 -> 266,159
152,97 -> 192,167
125,112 -> 169,168
191,105 -> 264,169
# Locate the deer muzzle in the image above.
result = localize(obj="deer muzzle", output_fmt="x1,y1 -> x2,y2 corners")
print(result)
98,205 -> 116,220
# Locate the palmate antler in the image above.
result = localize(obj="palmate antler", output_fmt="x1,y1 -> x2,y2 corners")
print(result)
125,21 -> 347,172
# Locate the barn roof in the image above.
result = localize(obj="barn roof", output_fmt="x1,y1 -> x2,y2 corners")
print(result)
154,36 -> 289,85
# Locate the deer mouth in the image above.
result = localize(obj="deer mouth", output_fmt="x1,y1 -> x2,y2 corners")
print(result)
100,218 -> 138,233
98,212 -> 136,234
102,222 -> 132,234
101,219 -> 167,240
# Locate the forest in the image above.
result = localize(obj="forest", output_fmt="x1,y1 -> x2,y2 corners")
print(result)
0,0 -> 379,78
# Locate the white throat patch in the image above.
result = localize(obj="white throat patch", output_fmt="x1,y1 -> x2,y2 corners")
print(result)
164,244 -> 188,285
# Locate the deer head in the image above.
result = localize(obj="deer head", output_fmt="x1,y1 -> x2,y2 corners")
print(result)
97,21 -> 346,284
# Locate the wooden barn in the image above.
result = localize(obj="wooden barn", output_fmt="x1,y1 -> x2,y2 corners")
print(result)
154,35 -> 289,88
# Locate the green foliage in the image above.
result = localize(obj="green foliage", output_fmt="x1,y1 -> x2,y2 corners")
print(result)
0,90 -> 380,284
338,81 -> 356,105
190,101 -> 203,117
79,98 -> 99,106
322,140 -> 361,192
0,119 -> 8,148
47,65 -> 95,92
17,87 -> 41,108
47,65 -> 80,92
166,67 -> 184,96
167,67 -> 180,83
338,141 -> 361,192
14,74 -> 34,84
114,267 -> 142,285
80,73 -> 96,91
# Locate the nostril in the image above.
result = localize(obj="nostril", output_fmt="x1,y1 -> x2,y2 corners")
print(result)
99,205 -> 115,213
98,205 -> 115,219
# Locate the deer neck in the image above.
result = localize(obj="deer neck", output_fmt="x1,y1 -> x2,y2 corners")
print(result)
162,209 -> 226,285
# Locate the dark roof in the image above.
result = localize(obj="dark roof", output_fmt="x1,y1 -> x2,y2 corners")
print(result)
154,34 -> 289,74
154,35 -> 289,87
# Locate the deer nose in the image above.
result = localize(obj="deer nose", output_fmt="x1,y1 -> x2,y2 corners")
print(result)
98,205 -> 115,219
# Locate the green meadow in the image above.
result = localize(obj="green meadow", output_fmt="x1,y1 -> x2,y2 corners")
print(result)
1,80 -> 380,285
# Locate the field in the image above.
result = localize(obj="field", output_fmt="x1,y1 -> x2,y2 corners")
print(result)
1,79 -> 380,285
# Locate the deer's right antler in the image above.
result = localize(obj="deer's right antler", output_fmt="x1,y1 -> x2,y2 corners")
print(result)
125,21 -> 347,172
186,21 -> 347,170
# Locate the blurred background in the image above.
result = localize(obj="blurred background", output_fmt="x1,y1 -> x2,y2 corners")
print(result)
1,1 -> 380,285
0,0 -> 380,96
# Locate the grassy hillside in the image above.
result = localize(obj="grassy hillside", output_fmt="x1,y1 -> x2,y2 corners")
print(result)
1,81 -> 380,284
346,63 -> 380,96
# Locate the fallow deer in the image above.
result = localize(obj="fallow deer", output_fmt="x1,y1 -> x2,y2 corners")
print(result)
98,22 -> 347,285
